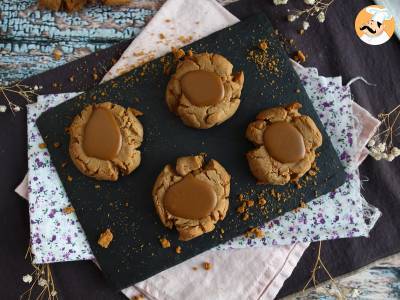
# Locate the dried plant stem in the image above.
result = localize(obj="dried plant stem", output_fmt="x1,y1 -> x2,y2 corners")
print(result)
303,241 -> 344,298
0,82 -> 38,115
20,244 -> 58,300
291,0 -> 334,20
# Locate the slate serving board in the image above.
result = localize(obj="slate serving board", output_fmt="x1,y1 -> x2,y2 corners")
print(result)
36,13 -> 346,290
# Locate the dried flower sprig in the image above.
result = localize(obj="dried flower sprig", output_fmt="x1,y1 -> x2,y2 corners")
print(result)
20,244 -> 58,300
368,104 -> 400,162
303,241 -> 344,297
0,82 -> 39,115
275,0 -> 335,32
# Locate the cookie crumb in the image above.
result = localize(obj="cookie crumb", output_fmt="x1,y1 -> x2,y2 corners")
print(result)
294,50 -> 306,63
175,246 -> 182,254
160,238 -> 171,248
53,142 -> 61,149
98,229 -> 113,248
39,143 -> 47,149
239,194 -> 245,201
61,162 -> 68,168
246,200 -> 254,207
187,49 -> 194,57
245,227 -> 265,239
172,47 -> 185,60
69,76 -> 74,82
308,169 -> 317,176
300,201 -> 307,209
237,203 -> 246,214
203,262 -> 212,270
53,48 -> 63,61
258,41 -> 268,51
192,266 -> 198,271
159,33 -> 165,39
67,175 -> 73,182
63,206 -> 75,214
258,198 -> 267,206
242,213 -> 249,221
95,184 -> 101,189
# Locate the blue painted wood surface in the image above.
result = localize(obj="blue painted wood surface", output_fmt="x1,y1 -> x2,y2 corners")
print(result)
0,0 -> 399,299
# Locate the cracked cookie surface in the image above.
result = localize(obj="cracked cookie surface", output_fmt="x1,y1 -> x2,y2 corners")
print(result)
69,102 -> 143,181
152,155 -> 230,241
166,52 -> 244,129
246,102 -> 322,185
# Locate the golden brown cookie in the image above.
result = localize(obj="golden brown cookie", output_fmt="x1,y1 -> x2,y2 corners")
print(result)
166,52 -> 244,129
152,155 -> 230,241
69,102 -> 143,181
246,102 -> 322,185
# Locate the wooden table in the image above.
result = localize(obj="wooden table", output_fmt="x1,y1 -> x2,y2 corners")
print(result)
1,0 -> 399,299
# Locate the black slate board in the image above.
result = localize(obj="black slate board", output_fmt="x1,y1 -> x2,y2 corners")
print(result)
36,14 -> 345,290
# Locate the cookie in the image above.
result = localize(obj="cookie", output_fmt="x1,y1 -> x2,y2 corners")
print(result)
166,52 -> 244,129
69,102 -> 143,181
246,102 -> 322,185
152,155 -> 230,241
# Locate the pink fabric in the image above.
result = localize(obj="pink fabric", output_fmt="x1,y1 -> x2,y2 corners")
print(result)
352,102 -> 381,166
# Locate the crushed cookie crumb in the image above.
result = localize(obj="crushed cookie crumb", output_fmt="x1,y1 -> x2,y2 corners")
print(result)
93,73 -> 98,81
53,142 -> 61,149
61,162 -> 67,168
39,143 -> 47,149
69,76 -> 74,82
203,262 -> 212,270
53,48 -> 63,61
175,246 -> 182,254
160,238 -> 171,248
187,49 -> 194,57
237,203 -> 246,214
242,213 -> 249,221
131,294 -> 144,300
98,229 -> 113,248
238,194 -> 245,201
246,200 -> 254,207
308,170 -> 317,176
67,175 -> 73,182
245,227 -> 265,239
159,33 -> 165,39
172,47 -> 185,60
63,206 -> 75,214
300,201 -> 307,208
94,184 -> 101,189
258,198 -> 267,206
258,41 -> 268,51
192,266 -> 198,271
294,50 -> 306,63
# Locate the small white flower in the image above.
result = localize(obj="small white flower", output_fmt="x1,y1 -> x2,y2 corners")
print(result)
304,0 -> 315,4
371,152 -> 382,160
22,274 -> 33,283
13,105 -> 21,112
38,278 -> 47,287
382,153 -> 388,160
0,105 -> 7,113
377,143 -> 386,152
317,12 -> 325,23
391,147 -> 400,157
51,290 -> 57,297
288,14 -> 298,22
387,154 -> 395,162
273,0 -> 289,5
302,21 -> 310,30
34,85 -> 39,91
368,139 -> 376,147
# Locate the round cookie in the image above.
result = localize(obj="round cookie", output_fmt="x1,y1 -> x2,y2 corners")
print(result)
246,102 -> 322,185
152,155 -> 230,241
69,102 -> 143,181
166,52 -> 244,129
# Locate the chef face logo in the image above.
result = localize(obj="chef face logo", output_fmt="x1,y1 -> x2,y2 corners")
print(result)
355,5 -> 395,45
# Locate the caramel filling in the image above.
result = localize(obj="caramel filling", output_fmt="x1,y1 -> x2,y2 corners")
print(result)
180,70 -> 224,106
164,175 -> 217,219
263,121 -> 305,163
83,107 -> 122,160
